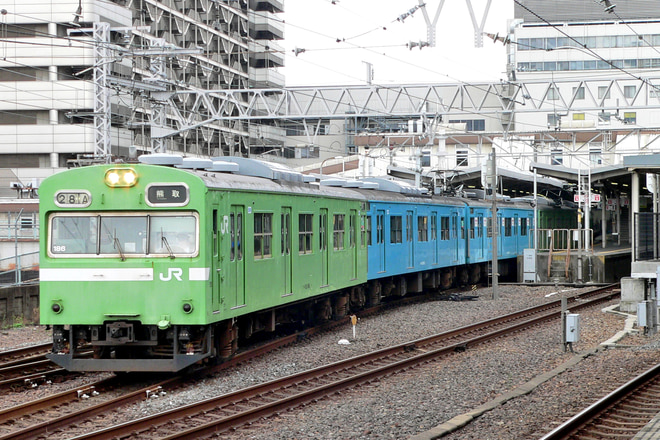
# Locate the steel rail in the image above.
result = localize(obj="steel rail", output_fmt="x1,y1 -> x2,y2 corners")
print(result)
540,362 -> 660,440
63,286 -> 618,440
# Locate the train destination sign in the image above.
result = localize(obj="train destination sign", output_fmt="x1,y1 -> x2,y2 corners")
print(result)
146,183 -> 189,206
54,190 -> 92,208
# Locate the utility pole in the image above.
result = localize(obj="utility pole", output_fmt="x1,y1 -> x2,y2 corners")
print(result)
487,150 -> 499,299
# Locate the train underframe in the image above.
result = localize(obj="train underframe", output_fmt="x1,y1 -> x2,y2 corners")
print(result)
47,260 -> 517,373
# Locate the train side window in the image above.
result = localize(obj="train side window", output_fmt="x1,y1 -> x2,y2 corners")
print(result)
254,213 -> 273,259
376,213 -> 384,244
418,216 -> 428,242
349,210 -> 356,248
521,217 -> 528,236
469,217 -> 476,239
281,212 -> 290,256
299,213 -> 313,254
366,215 -> 372,246
440,216 -> 449,240
487,218 -> 493,237
431,214 -> 437,240
390,215 -> 402,244
406,212 -> 413,242
237,213 -> 243,260
319,212 -> 327,251
230,213 -> 235,261
333,214 -> 345,250
505,218 -> 512,237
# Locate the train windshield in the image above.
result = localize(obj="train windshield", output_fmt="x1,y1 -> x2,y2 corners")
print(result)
49,212 -> 198,258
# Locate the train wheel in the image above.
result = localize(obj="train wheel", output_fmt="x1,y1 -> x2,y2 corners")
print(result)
469,265 -> 482,285
396,278 -> 407,297
215,320 -> 237,360
458,267 -> 469,286
334,294 -> 348,318
350,286 -> 366,309
367,281 -> 381,306
440,270 -> 452,289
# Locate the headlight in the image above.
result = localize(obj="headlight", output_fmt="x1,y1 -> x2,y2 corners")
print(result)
104,168 -> 138,187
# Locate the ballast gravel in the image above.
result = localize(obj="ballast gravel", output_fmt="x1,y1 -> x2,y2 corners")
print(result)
2,284 -> 659,440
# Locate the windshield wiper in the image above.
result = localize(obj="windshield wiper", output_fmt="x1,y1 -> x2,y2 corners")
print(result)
113,237 -> 126,261
161,236 -> 175,259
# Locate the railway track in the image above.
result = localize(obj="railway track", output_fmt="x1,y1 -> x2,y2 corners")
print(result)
0,342 -> 52,367
2,284 -> 615,440
0,343 -> 93,391
540,362 -> 660,440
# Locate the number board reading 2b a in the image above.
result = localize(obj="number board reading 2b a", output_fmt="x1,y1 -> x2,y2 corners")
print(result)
54,190 -> 92,208
146,183 -> 189,207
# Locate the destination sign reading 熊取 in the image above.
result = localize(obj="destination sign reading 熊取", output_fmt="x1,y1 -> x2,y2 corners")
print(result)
146,184 -> 189,206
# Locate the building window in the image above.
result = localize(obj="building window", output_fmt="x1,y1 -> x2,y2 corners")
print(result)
418,216 -> 428,242
333,214 -> 345,250
548,113 -> 560,128
254,213 -> 273,259
624,85 -> 637,99
598,86 -> 610,99
456,150 -> 468,167
547,86 -> 559,100
390,215 -> 402,244
573,113 -> 585,121
572,86 -> 585,100
590,143 -> 602,165
551,147 -> 563,165
598,112 -> 611,124
298,214 -> 313,254
624,112 -> 637,124
421,150 -> 431,167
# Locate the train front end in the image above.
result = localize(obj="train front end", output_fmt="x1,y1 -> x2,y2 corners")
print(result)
39,164 -> 213,372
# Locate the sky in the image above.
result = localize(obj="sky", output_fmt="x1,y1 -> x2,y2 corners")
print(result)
281,0 -> 514,87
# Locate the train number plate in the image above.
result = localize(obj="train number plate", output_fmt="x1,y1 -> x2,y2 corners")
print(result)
54,190 -> 92,208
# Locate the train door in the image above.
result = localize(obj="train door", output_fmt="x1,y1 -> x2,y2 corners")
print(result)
282,207 -> 292,295
376,210 -> 385,272
229,205 -> 245,307
320,208 -> 329,286
406,210 -> 414,268
452,212 -> 460,263
476,213 -> 485,260
212,208 -> 220,312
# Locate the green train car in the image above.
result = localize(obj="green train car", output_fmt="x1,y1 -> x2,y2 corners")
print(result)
40,157 -> 367,371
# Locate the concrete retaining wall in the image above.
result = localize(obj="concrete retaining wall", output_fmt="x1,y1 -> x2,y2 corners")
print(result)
0,283 -> 39,328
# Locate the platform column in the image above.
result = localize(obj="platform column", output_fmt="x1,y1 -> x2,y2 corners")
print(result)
631,172 -> 639,260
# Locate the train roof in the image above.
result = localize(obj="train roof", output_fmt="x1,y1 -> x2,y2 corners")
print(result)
191,168 -> 368,201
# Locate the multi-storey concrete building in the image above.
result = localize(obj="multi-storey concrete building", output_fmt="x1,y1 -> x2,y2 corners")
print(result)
0,0 -> 284,192
509,0 -> 660,169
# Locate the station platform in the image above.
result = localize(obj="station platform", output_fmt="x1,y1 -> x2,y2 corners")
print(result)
525,240 -> 631,284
